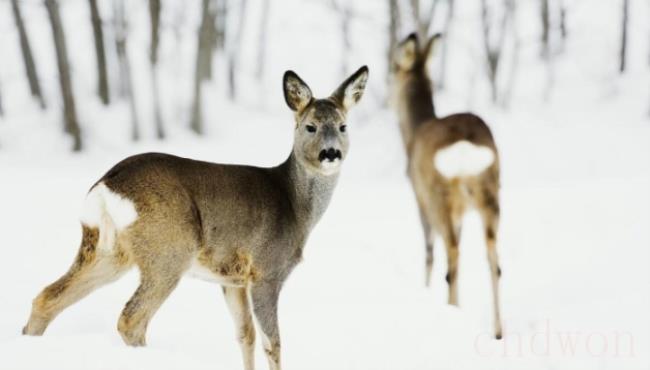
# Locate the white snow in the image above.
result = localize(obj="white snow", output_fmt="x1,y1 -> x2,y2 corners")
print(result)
433,140 -> 495,178
0,0 -> 649,369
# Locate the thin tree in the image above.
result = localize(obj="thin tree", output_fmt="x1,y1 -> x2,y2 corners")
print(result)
437,0 -> 454,91
228,0 -> 247,100
113,0 -> 139,141
619,0 -> 629,73
11,0 -> 46,109
0,80 -> 4,117
540,0 -> 550,59
149,0 -> 164,138
205,0 -> 218,81
388,0 -> 401,74
190,0 -> 215,134
45,0 -> 82,151
169,1 -> 188,123
560,0 -> 568,42
502,2 -> 520,106
215,0 -> 227,50
255,0 -> 270,81
0,80 -> 3,148
331,0 -> 353,78
89,0 -> 110,104
480,0 -> 514,103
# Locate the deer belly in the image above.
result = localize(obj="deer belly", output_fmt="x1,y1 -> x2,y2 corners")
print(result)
186,253 -> 259,287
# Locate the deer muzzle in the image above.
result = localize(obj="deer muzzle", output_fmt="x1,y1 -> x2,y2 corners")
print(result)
318,148 -> 342,162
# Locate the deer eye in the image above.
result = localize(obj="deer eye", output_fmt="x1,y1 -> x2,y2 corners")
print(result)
306,125 -> 317,133
340,125 -> 347,133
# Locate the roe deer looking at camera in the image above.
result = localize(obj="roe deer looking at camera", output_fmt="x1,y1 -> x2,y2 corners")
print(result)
23,66 -> 369,370
390,33 -> 503,339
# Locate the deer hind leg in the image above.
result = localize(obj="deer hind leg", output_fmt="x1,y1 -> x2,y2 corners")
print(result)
478,185 -> 503,339
23,226 -> 131,336
223,287 -> 256,370
442,221 -> 461,306
250,281 -> 282,370
418,206 -> 434,288
439,194 -> 463,306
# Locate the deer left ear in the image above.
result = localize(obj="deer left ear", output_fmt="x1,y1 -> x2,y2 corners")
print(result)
331,66 -> 369,111
283,71 -> 313,112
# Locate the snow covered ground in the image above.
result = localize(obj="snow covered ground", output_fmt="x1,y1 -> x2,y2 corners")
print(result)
1,0 -> 649,369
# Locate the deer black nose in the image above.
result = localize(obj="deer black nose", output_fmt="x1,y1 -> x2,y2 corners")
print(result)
319,148 -> 342,162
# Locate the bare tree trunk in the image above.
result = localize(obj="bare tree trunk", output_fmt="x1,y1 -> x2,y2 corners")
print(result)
228,0 -> 247,100
205,0 -> 218,80
113,0 -> 139,141
149,0 -> 161,66
215,0 -> 227,50
331,0 -> 352,78
388,0 -> 401,75
89,0 -> 110,104
619,0 -> 628,73
481,0 -> 497,102
437,0 -> 454,91
560,0 -> 567,42
255,0 -> 270,81
340,5 -> 351,77
190,0 -> 214,134
540,0 -> 549,59
149,0 -> 164,138
480,0 -> 513,103
45,0 -> 82,151
502,9 -> 520,107
0,80 -> 4,117
11,0 -> 46,109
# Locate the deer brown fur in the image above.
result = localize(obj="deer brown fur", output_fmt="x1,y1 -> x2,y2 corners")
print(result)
391,33 -> 503,339
23,66 -> 369,370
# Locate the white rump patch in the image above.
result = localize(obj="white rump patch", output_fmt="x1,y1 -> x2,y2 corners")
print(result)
80,182 -> 138,231
433,140 -> 495,178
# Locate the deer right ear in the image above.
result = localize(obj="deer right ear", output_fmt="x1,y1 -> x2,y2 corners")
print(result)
283,71 -> 313,112
422,33 -> 443,63
394,33 -> 418,70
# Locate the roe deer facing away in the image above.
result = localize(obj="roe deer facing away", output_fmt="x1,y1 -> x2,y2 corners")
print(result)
390,33 -> 503,339
23,66 -> 369,370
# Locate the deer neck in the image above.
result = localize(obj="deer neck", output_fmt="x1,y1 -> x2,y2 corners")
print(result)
275,151 -> 339,231
397,76 -> 436,150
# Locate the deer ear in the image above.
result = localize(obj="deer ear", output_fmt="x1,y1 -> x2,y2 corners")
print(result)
331,66 -> 369,111
394,33 -> 418,70
422,33 -> 443,62
283,71 -> 313,112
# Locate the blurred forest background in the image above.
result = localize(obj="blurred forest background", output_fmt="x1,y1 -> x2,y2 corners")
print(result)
0,0 -> 648,152
0,2 -> 649,370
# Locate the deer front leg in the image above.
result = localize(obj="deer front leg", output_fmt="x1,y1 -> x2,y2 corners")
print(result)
250,281 -> 282,370
417,206 -> 434,288
223,287 -> 256,370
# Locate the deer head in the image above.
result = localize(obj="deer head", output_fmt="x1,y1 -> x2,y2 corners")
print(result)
389,33 -> 442,106
283,66 -> 369,176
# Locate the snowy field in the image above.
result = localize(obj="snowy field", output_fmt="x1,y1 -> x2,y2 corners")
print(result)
1,0 -> 649,369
